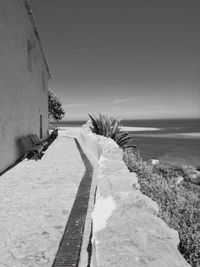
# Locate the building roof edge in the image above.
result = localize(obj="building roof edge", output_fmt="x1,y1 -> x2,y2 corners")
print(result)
22,0 -> 51,78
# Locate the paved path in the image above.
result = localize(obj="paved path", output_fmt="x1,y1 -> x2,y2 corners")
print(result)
53,139 -> 94,267
0,133 -> 85,267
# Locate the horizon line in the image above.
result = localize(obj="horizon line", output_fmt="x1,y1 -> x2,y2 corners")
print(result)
50,116 -> 200,123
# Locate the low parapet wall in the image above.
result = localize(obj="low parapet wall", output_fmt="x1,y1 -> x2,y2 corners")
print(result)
78,124 -> 190,267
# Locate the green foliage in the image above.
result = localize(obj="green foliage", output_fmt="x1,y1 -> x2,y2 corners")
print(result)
123,147 -> 144,173
88,114 -> 135,148
152,161 -> 191,181
123,151 -> 200,266
115,131 -> 132,148
48,90 -> 65,121
88,113 -> 120,137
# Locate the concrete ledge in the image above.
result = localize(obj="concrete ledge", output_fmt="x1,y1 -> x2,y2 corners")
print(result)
79,125 -> 190,267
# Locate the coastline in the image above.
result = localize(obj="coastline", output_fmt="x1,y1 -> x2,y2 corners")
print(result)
57,125 -> 200,139
121,126 -> 160,132
131,132 -> 200,139
53,126 -> 200,168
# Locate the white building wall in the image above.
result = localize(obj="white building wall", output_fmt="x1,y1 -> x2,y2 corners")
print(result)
0,0 -> 50,173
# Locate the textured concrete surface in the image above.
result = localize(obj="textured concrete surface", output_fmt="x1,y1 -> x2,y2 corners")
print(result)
0,133 -> 84,267
79,125 -> 191,267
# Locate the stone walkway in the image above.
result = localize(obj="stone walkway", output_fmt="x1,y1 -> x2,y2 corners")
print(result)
0,131 -> 85,267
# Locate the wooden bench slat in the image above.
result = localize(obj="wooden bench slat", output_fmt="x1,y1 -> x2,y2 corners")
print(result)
18,134 -> 48,160
28,135 -> 37,145
19,137 -> 33,152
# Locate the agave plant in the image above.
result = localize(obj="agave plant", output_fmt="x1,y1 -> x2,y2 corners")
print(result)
88,113 -> 136,149
114,131 -> 132,148
88,114 -> 121,137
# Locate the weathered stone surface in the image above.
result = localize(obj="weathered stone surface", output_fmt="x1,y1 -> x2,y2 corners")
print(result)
80,127 -> 190,267
79,129 -> 102,161
92,173 -> 188,267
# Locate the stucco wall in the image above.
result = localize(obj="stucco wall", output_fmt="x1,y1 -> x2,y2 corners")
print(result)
78,124 -> 190,267
0,0 -> 49,173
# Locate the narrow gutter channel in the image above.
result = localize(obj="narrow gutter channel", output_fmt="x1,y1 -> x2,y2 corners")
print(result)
52,138 -> 94,267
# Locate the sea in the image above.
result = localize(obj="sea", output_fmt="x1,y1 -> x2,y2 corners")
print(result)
122,118 -> 200,168
51,118 -> 200,168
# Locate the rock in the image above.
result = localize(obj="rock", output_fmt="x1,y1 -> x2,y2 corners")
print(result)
196,165 -> 200,171
189,175 -> 200,185
183,167 -> 200,185
91,139 -> 190,267
80,127 -> 191,267
151,159 -> 160,165
92,166 -> 190,267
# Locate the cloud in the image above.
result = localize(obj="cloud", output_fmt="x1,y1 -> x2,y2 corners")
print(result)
112,97 -> 135,104
63,101 -> 107,108
63,103 -> 87,108
63,98 -> 135,108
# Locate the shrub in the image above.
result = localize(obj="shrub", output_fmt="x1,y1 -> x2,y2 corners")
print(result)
123,147 -> 144,173
88,114 -> 135,149
152,161 -> 191,181
115,131 -> 132,148
88,113 -> 120,137
123,151 -> 200,266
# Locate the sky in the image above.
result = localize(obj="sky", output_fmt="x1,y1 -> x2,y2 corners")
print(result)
30,0 -> 200,121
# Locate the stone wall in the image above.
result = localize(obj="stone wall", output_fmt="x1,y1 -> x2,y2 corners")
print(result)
78,124 -> 190,267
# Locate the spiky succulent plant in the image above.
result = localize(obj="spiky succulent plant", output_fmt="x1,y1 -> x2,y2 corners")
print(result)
88,113 -> 136,149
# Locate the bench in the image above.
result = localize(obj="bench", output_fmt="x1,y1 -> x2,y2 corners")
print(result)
18,134 -> 48,160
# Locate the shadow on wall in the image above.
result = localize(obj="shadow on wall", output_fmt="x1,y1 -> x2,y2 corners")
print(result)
0,129 -> 58,177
